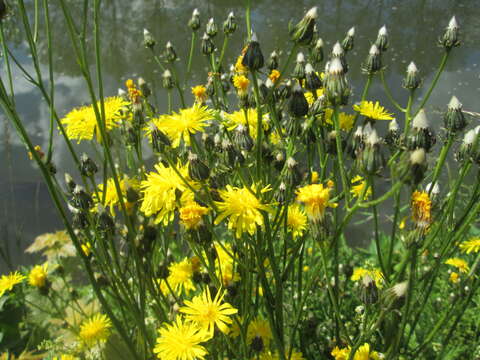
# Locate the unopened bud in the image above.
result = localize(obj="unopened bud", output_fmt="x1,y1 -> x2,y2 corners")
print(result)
289,6 -> 318,45
206,17 -> 218,37
375,25 -> 388,52
403,61 -> 421,90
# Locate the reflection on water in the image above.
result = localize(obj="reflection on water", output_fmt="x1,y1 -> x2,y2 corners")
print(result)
1,0 -> 479,270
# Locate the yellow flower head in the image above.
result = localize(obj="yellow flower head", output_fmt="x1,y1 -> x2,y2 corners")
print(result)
331,346 -> 350,360
53,355 -> 78,360
154,316 -> 209,360
81,242 -> 92,257
449,272 -> 460,283
247,318 -> 273,347
268,69 -> 281,83
411,190 -> 432,229
296,183 -> 337,222
140,162 -> 196,225
0,271 -> 26,297
192,85 -> 208,103
180,287 -> 238,337
445,258 -> 469,273
223,108 -> 270,140
323,108 -> 355,131
351,267 -> 384,288
95,176 -> 139,216
232,74 -> 250,95
211,243 -> 239,285
235,55 -> 248,75
350,175 -> 372,199
459,237 -> 480,254
287,204 -> 308,238
167,258 -> 196,295
79,313 -> 112,347
215,185 -> 272,238
331,343 -> 381,360
304,88 -> 325,105
61,96 -> 129,142
125,79 -> 142,103
28,263 -> 48,288
353,100 -> 394,121
28,145 -> 44,160
180,202 -> 210,230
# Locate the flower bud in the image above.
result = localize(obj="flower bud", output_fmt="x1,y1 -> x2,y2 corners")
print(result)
309,94 -> 327,116
311,38 -> 324,64
143,28 -> 155,49
234,124 -> 254,151
150,123 -> 171,151
426,182 -> 440,197
362,44 -> 382,74
285,157 -> 303,187
440,16 -> 460,50
361,275 -> 378,305
407,109 -> 436,152
331,41 -> 348,73
289,6 -> 318,45
138,77 -> 151,98
96,205 -> 115,235
359,128 -> 385,175
72,185 -> 93,211
162,70 -> 174,89
201,33 -> 215,55
304,63 -> 322,92
188,8 -> 201,31
444,95 -> 466,134
326,130 -> 345,155
341,27 -> 355,52
80,153 -> 98,177
400,148 -> 428,185
164,41 -> 177,63
385,119 -> 401,148
292,52 -> 306,80
403,62 -> 421,90
266,50 -> 279,71
457,128 -> 480,164
223,12 -> 237,35
289,83 -> 309,118
374,25 -> 388,52
188,152 -> 210,181
206,17 -> 218,37
242,33 -> 264,71
324,58 -> 350,106
347,126 -> 365,159
65,173 -> 76,193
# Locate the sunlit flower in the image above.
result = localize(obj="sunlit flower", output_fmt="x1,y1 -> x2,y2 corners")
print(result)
215,185 -> 272,238
140,162 -> 196,225
0,271 -> 26,297
53,355 -> 78,360
212,242 -> 239,285
331,346 -> 349,360
223,108 -> 270,139
125,79 -> 142,103
167,258 -> 196,295
445,258 -> 469,273
247,318 -> 272,347
411,190 -> 432,229
153,317 -> 209,360
96,176 -> 140,216
354,100 -> 394,121
28,263 -> 48,288
331,343 -> 381,360
61,96 -> 129,142
79,313 -> 112,347
81,242 -> 92,257
296,183 -> 337,222
192,85 -> 208,103
233,74 -> 250,96
180,287 -> 238,337
179,202 -> 210,230
351,267 -> 384,288
459,237 -> 480,254
304,88 -> 324,105
323,108 -> 355,131
235,54 -> 248,75
287,204 -> 308,238
268,69 -> 281,83
449,272 -> 460,283
350,175 -> 372,199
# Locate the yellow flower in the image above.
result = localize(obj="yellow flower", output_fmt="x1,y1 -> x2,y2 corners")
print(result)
215,185 -> 272,238
192,85 -> 208,103
125,79 -> 142,103
323,108 -> 355,131
411,191 -> 432,229
331,343 -> 381,360
353,100 -> 394,121
61,96 -> 129,142
140,162 -> 196,225
268,69 -> 281,83
28,145 -> 44,160
296,183 -> 337,222
81,242 -> 92,257
180,287 -> 238,337
167,258 -> 196,295
311,171 -> 319,183
53,355 -> 78,360
449,272 -> 460,283
351,267 -> 384,288
212,243 -> 239,285
350,175 -> 372,199
247,318 -> 272,347
96,176 -> 139,216
223,108 -> 270,139
287,204 -> 308,238
28,263 -> 48,288
233,74 -> 250,95
0,271 -> 26,297
235,55 -> 248,75
79,313 -> 112,347
304,88 -> 325,105
459,237 -> 480,254
445,258 -> 469,273
331,346 -> 349,360
154,317 -> 209,360
179,202 -> 210,230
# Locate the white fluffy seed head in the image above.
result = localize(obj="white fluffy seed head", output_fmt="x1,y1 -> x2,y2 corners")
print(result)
347,27 -> 355,36
407,61 -> 418,74
306,6 -> 318,19
389,119 -> 399,131
228,11 -> 234,18
202,32 -> 209,40
166,41 -> 173,48
391,281 -> 408,298
332,42 -> 344,56
296,52 -> 305,63
192,8 -> 200,16
265,78 -> 274,88
448,95 -> 462,110
410,148 -> 426,164
448,16 -> 458,30
413,109 -> 429,129
162,69 -> 172,78
379,25 -> 387,36
369,44 -> 380,55
208,17 -> 214,25
143,28 -> 150,36
463,129 -> 476,145
305,63 -> 314,74
324,61 -> 330,73
363,122 -> 373,137
286,157 -> 297,168
366,128 -> 380,146
117,88 -> 126,96
271,50 -> 278,58
426,182 -> 440,195
328,57 -> 343,75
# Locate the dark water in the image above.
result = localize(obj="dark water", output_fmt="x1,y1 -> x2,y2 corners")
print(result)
1,0 -> 479,271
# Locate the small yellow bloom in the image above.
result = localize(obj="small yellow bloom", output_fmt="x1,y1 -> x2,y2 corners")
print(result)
167,258 -> 196,295
304,88 -> 325,105
28,263 -> 48,288
445,258 -> 469,273
232,74 -> 250,95
296,183 -> 337,222
459,237 -> 480,254
449,272 -> 460,283
125,79 -> 142,103
350,175 -> 372,199
351,267 -> 384,288
411,191 -> 432,230
323,108 -> 355,131
0,271 -> 26,297
311,171 -> 319,183
247,318 -> 273,347
81,242 -> 92,257
235,55 -> 248,75
179,202 -> 209,230
192,85 -> 208,103
79,313 -> 112,347
268,69 -> 281,83
353,100 -> 394,121
287,204 -> 308,238
223,108 -> 270,139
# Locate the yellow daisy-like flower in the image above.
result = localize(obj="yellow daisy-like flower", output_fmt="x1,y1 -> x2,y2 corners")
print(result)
179,202 -> 210,230
79,313 -> 112,347
61,96 -> 129,142
235,55 -> 248,75
215,185 -> 272,238
212,242 -> 239,285
304,88 -> 325,105
331,346 -> 350,360
53,355 -> 78,360
232,74 -> 250,95
268,69 -> 281,83
247,318 -> 273,347
411,190 -> 432,230
153,104 -> 214,148
167,258 -> 196,295
223,108 -> 270,139
331,343 -> 381,360
353,100 -> 394,121
180,287 -> 238,337
449,272 -> 460,283
323,108 -> 355,131
0,271 -> 26,297
445,258 -> 469,273
95,176 -> 139,216
81,242 -> 92,257
192,85 -> 208,103
140,162 -> 196,225
154,317 -> 209,360
287,204 -> 308,239
296,183 -> 337,222
351,267 -> 384,288
28,263 -> 48,288
350,175 -> 372,199
459,237 -> 480,254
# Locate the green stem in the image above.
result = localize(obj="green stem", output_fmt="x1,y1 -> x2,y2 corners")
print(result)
428,136 -> 454,196
370,177 -> 387,279
332,106 -> 350,206
380,70 -> 404,112
185,31 -> 197,83
250,71 -> 263,182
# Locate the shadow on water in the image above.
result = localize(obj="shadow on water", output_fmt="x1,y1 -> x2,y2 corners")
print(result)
1,0 -> 479,271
